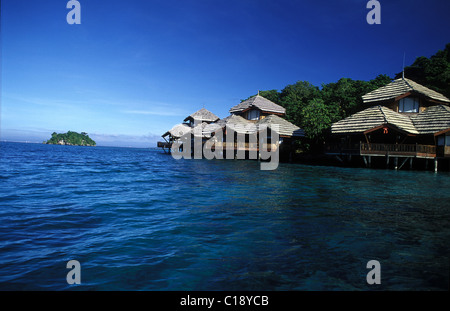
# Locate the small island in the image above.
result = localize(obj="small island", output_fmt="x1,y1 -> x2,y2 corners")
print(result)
44,131 -> 96,146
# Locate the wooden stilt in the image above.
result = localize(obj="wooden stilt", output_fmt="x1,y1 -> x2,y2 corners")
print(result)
398,157 -> 409,170
434,158 -> 438,173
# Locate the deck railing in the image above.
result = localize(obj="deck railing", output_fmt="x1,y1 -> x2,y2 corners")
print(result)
212,142 -> 278,151
326,142 -> 436,158
360,143 -> 436,157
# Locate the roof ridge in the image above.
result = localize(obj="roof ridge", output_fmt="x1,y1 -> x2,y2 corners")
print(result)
403,78 -> 416,91
250,94 -> 258,108
379,105 -> 389,123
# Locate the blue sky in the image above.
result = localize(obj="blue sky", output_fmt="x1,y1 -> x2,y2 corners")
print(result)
1,0 -> 449,147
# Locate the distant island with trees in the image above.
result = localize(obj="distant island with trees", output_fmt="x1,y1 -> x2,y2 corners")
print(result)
44,131 -> 96,146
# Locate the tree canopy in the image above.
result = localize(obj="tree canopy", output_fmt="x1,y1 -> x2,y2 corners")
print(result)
396,43 -> 450,99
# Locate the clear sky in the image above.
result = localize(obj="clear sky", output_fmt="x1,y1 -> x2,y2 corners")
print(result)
1,0 -> 449,147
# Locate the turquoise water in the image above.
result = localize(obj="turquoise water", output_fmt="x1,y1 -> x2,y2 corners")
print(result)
0,142 -> 448,290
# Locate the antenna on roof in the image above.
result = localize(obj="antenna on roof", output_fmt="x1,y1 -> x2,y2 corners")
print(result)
402,52 -> 406,79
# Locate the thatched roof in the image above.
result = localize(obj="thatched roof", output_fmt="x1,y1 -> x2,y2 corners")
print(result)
184,108 -> 220,123
162,123 -> 192,138
218,114 -> 257,134
202,114 -> 304,138
331,106 -> 419,135
362,78 -> 450,105
229,95 -> 286,115
257,115 -> 305,137
191,122 -> 210,137
411,105 -> 450,134
331,105 -> 450,135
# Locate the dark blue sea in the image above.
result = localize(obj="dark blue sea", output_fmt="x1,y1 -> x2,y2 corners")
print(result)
0,142 -> 448,290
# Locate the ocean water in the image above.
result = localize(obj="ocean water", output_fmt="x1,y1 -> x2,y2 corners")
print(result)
0,142 -> 448,291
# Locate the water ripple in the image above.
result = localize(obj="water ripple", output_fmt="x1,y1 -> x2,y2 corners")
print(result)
0,142 -> 449,290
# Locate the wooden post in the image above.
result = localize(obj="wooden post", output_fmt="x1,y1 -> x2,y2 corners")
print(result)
434,158 -> 438,173
409,157 -> 413,170
394,157 -> 398,170
386,154 -> 390,169
399,157 -> 411,170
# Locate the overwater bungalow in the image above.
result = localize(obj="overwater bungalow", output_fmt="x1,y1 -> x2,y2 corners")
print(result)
326,78 -> 450,171
183,107 -> 220,127
229,94 -> 287,120
158,95 -> 304,160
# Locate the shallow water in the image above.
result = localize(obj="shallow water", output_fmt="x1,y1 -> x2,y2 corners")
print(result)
0,142 -> 448,290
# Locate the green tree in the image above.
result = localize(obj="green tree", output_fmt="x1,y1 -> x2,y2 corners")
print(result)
45,131 -> 96,146
321,75 -> 392,119
369,74 -> 393,90
300,98 -> 340,144
279,81 -> 321,126
396,43 -> 450,98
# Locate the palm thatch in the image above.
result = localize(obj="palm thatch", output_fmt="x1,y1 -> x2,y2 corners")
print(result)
331,106 -> 419,135
362,78 -> 450,105
217,114 -> 256,134
184,108 -> 220,123
257,115 -> 305,137
162,123 -> 192,138
332,105 -> 450,135
229,95 -> 286,115
411,105 -> 450,134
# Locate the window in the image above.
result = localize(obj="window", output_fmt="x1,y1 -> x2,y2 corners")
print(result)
247,109 -> 260,120
399,97 -> 419,113
438,135 -> 450,146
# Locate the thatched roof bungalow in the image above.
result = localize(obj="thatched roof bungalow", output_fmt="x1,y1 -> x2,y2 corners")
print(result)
327,78 -> 450,169
362,78 -> 450,110
162,123 -> 192,140
158,94 -> 304,160
184,108 -> 220,126
229,94 -> 286,120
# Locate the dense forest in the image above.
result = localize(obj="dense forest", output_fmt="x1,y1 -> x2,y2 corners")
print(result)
44,131 -> 96,146
250,43 -> 450,152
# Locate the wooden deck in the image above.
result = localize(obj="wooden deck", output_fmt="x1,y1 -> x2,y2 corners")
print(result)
209,142 -> 278,152
326,143 -> 437,159
360,143 -> 436,158
157,141 -> 279,152
157,141 -> 171,148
